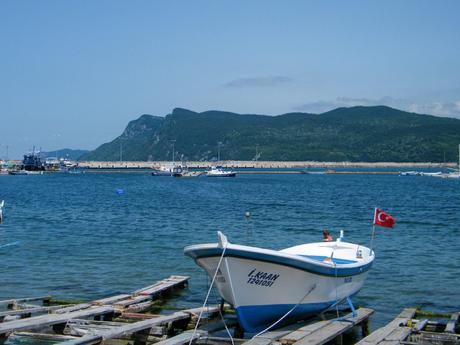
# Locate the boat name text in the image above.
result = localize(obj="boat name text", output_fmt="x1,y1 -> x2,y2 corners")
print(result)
247,269 -> 280,287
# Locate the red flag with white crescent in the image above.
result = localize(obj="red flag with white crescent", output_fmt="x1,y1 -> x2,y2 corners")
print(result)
373,208 -> 396,228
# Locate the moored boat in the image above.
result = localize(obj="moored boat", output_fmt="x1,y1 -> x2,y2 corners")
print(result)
9,170 -> 43,175
206,166 -> 236,177
184,232 -> 374,332
151,165 -> 173,176
172,165 -> 186,177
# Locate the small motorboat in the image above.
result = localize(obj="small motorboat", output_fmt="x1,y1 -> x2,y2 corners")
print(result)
151,165 -> 173,176
399,171 -> 421,176
444,172 -> 460,179
184,232 -> 374,332
206,166 -> 236,177
9,170 -> 43,175
172,165 -> 186,177
419,172 -> 443,177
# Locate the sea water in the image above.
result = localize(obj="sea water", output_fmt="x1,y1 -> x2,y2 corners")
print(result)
0,171 -> 458,330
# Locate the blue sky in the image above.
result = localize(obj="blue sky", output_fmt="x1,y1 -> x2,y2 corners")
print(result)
1,1 -> 459,158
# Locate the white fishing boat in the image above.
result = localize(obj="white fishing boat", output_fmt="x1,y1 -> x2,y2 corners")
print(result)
151,165 -> 173,176
399,171 -> 420,176
8,170 -> 43,175
443,172 -> 460,179
419,171 -> 443,177
184,231 -> 374,332
206,142 -> 236,177
206,166 -> 236,177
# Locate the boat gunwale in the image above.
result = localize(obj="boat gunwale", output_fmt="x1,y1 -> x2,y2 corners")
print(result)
184,242 -> 374,277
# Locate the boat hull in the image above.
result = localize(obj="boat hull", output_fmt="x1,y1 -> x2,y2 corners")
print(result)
187,244 -> 371,332
151,171 -> 171,176
206,172 -> 236,177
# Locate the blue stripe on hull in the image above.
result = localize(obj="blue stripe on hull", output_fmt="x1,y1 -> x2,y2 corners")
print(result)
235,301 -> 334,333
186,247 -> 373,277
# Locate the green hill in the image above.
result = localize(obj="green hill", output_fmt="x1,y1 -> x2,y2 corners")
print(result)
79,106 -> 460,162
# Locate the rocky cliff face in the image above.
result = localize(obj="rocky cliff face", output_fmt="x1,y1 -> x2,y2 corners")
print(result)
79,106 -> 460,162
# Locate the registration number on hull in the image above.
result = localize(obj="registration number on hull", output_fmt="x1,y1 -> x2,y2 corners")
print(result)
246,269 -> 280,287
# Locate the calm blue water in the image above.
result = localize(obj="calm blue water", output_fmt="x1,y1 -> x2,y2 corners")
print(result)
0,171 -> 459,330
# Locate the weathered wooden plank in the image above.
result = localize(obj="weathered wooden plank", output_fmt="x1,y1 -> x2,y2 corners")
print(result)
12,331 -> 78,341
154,329 -> 208,345
64,318 -> 165,338
398,309 -> 417,320
0,306 -> 114,335
114,295 -> 152,308
182,306 -> 220,317
54,304 -> 93,314
91,294 -> 131,306
54,311 -> 190,345
120,312 -> 159,320
200,336 -> 247,345
280,308 -> 373,345
66,319 -> 128,329
445,312 -> 459,333
295,321 -> 353,345
0,305 -> 71,319
134,276 -> 189,296
385,326 -> 412,341
121,300 -> 155,313
0,296 -> 52,307
279,321 -> 331,344
245,328 -> 299,345
356,308 -> 416,345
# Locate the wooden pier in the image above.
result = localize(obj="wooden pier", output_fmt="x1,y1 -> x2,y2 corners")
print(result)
0,276 -> 457,345
0,275 -> 193,344
357,308 -> 459,345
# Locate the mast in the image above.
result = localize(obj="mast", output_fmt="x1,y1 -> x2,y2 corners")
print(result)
171,140 -> 176,165
217,141 -> 222,164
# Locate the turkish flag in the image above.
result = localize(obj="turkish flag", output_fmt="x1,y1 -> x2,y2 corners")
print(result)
374,208 -> 396,228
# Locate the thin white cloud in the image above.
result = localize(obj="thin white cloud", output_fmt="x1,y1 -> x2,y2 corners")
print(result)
224,76 -> 293,88
295,97 -> 460,118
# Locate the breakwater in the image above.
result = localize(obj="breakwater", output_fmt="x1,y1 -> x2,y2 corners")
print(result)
75,160 -> 456,169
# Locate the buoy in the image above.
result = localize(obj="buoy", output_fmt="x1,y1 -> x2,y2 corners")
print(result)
245,211 -> 251,218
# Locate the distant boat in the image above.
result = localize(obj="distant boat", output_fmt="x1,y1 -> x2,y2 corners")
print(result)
9,170 -> 43,175
185,231 -> 374,332
172,165 -> 186,177
206,142 -> 236,177
0,161 -> 8,175
22,147 -> 45,171
206,166 -> 236,177
399,171 -> 421,176
151,165 -> 173,176
172,165 -> 204,177
444,173 -> 460,179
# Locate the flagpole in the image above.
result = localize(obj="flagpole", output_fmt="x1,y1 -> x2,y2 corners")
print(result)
369,208 -> 377,254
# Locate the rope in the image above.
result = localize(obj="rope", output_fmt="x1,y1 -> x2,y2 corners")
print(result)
251,283 -> 317,339
219,308 -> 235,345
188,243 -> 228,345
